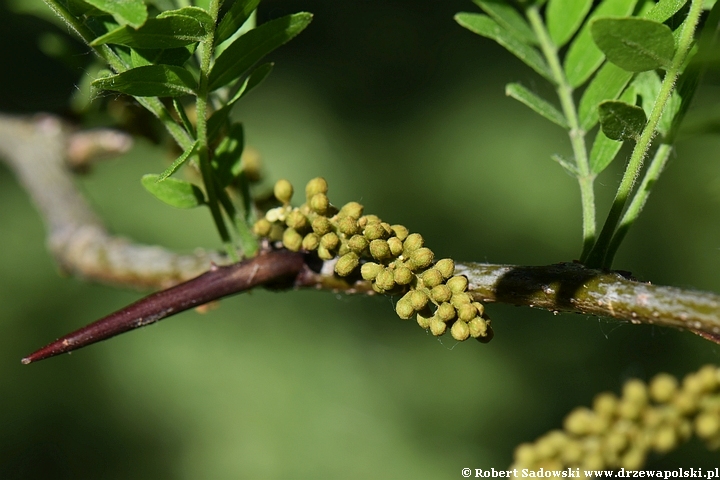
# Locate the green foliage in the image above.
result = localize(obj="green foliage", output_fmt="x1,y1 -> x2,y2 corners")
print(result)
457,0 -> 715,269
42,0 -> 312,260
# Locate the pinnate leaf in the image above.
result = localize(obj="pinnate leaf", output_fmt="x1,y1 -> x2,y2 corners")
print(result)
505,83 -> 568,128
598,100 -> 647,141
83,0 -> 147,28
547,0 -> 593,47
591,17 -> 675,72
208,13 -> 312,91
90,15 -> 207,49
455,13 -> 552,82
216,0 -> 261,46
578,62 -> 634,130
472,0 -> 537,44
92,65 -> 197,97
141,174 -> 206,209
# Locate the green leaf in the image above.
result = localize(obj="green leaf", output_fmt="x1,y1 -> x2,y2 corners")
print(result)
472,0 -> 537,44
213,123 -> 245,187
505,83 -> 568,128
157,140 -> 199,182
216,0 -> 261,46
643,0 -> 689,22
208,13 -> 312,91
563,0 -> 638,87
130,45 -> 196,67
90,15 -> 207,49
547,0 -> 593,47
141,174 -> 206,209
591,17 -> 675,72
83,0 -> 147,28
455,13 -> 553,82
92,65 -> 197,97
589,129 -> 624,174
158,6 -> 214,32
632,71 -> 682,136
578,62 -> 634,130
598,100 -> 647,141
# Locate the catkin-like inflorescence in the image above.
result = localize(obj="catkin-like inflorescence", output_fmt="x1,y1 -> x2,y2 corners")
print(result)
253,178 -> 492,343
510,365 -> 720,472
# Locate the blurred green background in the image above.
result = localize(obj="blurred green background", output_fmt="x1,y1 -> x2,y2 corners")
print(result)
1,1 -> 720,478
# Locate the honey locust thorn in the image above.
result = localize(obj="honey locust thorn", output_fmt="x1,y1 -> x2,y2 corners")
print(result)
252,177 -> 490,344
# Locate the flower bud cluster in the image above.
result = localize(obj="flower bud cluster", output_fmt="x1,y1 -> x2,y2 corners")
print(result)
253,178 -> 492,343
511,365 -> 720,472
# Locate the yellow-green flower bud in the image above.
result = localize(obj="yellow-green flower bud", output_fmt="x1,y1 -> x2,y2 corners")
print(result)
364,222 -> 390,240
622,379 -> 648,407
302,233 -> 320,251
391,224 -> 409,241
417,311 -> 432,329
421,268 -> 443,288
337,216 -> 359,236
269,224 -> 285,241
273,179 -> 293,204
305,177 -> 328,200
320,232 -> 339,250
408,247 -> 434,270
335,252 -> 359,276
434,258 -> 455,279
431,284 -> 452,303
447,275 -> 468,293
339,201 -> 364,219
649,373 -> 678,403
652,426 -> 679,453
451,320 -> 470,341
311,216 -> 332,235
450,292 -> 472,308
372,283 -> 386,294
472,302 -> 485,317
695,412 -> 720,439
286,209 -> 308,230
395,297 -> 415,320
403,233 -> 424,253
359,214 -> 381,228
369,239 -> 391,260
437,302 -> 456,322
310,193 -> 330,214
347,234 -> 369,254
409,290 -> 429,311
393,266 -> 413,285
593,393 -> 618,417
253,218 -> 272,237
318,245 -> 334,260
338,243 -> 350,256
375,268 -> 395,291
564,407 -> 595,435
468,317 -> 489,338
282,228 -> 302,252
361,262 -> 383,281
457,303 -> 477,322
387,237 -> 403,257
430,317 -> 446,336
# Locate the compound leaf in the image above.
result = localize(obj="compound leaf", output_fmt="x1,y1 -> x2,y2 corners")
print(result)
472,0 -> 537,44
547,0 -> 593,47
578,62 -> 634,130
505,83 -> 568,128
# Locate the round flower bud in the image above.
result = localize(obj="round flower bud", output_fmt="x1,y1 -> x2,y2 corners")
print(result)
417,311 -> 432,329
421,269 -> 443,288
437,302 -> 456,322
273,179 -> 293,204
337,216 -> 359,236
468,317 -> 489,338
649,373 -> 678,403
409,290 -> 429,311
450,292 -> 472,308
622,379 -> 648,407
309,193 -> 330,214
429,317 -> 446,336
282,228 -> 302,252
361,262 -> 383,281
447,275 -> 468,293
375,269 -> 395,291
359,215 -> 381,228
339,201 -> 364,219
695,412 -> 720,439
652,426 -> 678,453
364,223 -> 390,240
408,247 -> 434,271
320,232 -> 340,250
338,243 -> 350,257
403,233 -> 424,253
311,216 -> 332,235
253,218 -> 272,237
434,258 -> 455,279
451,320 -> 470,341
302,233 -> 320,251
387,237 -> 403,257
347,235 -> 369,254
305,177 -> 328,200
317,245 -> 334,260
593,393 -> 618,418
269,224 -> 285,241
369,239 -> 391,260
476,323 -> 493,343
430,284 -> 452,303
395,298 -> 415,320
372,283 -> 386,294
472,302 -> 485,317
286,209 -> 308,230
335,252 -> 359,277
457,303 -> 477,322
391,224 -> 409,241
393,266 -> 414,285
